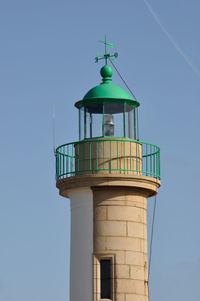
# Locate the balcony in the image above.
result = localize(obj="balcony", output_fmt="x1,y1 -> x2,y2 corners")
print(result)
55,138 -> 160,181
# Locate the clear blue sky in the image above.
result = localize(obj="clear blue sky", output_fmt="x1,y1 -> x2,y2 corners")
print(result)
1,0 -> 200,300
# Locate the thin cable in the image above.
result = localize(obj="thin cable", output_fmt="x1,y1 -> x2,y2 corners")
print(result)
52,104 -> 56,154
108,58 -> 138,100
148,194 -> 157,298
143,0 -> 200,79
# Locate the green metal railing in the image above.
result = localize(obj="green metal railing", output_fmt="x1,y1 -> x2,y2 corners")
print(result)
55,138 -> 160,180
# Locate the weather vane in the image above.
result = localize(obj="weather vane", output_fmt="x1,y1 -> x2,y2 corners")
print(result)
95,36 -> 118,64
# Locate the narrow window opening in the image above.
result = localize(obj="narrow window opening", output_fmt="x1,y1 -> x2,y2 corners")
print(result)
100,259 -> 111,299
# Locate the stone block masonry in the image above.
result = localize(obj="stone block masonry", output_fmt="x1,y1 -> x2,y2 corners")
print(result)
93,187 -> 149,301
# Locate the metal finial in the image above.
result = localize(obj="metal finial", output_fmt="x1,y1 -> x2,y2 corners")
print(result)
95,36 -> 118,64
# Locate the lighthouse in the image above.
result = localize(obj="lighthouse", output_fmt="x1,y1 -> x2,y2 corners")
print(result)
56,41 -> 160,301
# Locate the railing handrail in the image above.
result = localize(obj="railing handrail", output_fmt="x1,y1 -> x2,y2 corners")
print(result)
56,138 -> 160,154
55,138 -> 160,180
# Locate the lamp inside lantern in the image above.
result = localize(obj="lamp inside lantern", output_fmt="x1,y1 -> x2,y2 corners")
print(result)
103,114 -> 114,136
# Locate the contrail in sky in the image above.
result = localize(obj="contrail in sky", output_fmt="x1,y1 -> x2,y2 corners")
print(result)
143,0 -> 200,78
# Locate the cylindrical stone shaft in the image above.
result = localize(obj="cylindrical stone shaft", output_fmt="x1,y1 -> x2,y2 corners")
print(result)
93,188 -> 148,301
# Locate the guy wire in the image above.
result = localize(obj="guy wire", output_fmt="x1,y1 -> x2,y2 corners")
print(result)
108,58 -> 137,100
148,194 -> 157,300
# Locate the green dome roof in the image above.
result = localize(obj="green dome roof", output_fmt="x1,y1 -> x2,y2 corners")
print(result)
83,82 -> 133,101
75,65 -> 140,108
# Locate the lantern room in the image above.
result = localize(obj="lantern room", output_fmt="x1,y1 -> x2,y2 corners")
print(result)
75,64 -> 140,140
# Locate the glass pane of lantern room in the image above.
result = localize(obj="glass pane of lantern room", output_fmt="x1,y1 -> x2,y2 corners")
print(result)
104,102 -> 124,137
79,107 -> 84,140
124,103 -> 139,139
92,113 -> 103,138
124,103 -> 134,139
85,103 -> 103,138
85,108 -> 91,139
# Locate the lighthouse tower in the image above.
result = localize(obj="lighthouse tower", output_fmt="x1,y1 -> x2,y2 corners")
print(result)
56,42 -> 160,301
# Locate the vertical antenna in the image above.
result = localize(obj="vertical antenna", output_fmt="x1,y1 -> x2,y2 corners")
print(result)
52,104 -> 56,154
104,35 -> 108,64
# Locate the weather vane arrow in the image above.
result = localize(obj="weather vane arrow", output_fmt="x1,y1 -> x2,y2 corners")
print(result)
95,36 -> 118,64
